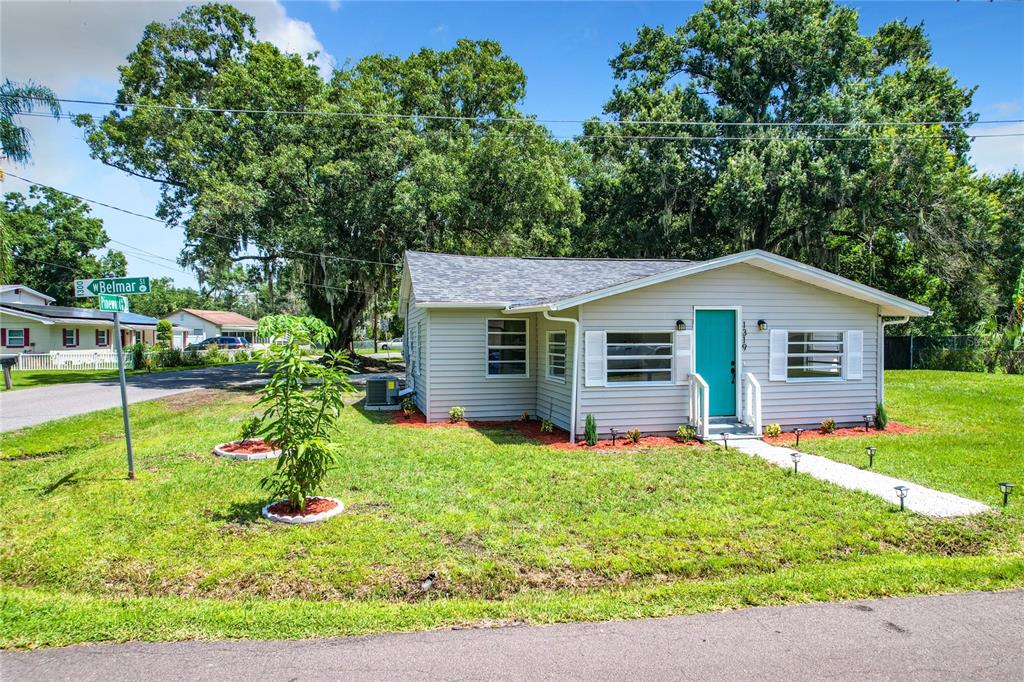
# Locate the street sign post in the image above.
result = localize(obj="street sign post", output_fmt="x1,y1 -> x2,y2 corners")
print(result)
77,277 -> 151,479
75,277 -> 150,298
98,293 -> 129,313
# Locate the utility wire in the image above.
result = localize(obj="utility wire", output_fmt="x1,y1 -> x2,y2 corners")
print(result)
3,172 -> 399,268
15,109 -> 1024,142
5,93 -> 1021,129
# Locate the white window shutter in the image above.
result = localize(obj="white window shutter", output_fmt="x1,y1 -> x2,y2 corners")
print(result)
674,330 -> 693,384
584,330 -> 606,387
769,329 -> 788,381
846,329 -> 864,380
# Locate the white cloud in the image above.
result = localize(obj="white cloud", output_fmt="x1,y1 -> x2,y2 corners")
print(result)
970,123 -> 1024,176
990,100 -> 1022,117
1,0 -> 336,288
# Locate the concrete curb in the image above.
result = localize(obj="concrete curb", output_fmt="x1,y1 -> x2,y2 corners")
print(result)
261,497 -> 344,524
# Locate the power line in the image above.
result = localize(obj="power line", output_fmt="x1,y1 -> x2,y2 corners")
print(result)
6,93 -> 1021,129
3,172 -> 399,268
16,108 -> 1024,144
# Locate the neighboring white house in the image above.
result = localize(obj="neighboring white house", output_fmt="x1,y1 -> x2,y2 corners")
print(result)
398,250 -> 930,441
0,286 -> 167,357
163,308 -> 259,348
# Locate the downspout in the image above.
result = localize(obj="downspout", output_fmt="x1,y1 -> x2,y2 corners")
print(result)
543,309 -> 579,444
879,315 -> 910,405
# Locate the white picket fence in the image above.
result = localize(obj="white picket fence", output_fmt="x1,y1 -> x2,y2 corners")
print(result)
12,351 -> 134,371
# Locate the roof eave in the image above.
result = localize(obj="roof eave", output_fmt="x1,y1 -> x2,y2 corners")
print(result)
0,306 -> 55,324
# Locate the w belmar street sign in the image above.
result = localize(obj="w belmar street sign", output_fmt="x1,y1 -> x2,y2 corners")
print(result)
75,276 -> 150,298
98,293 -> 129,313
74,275 -> 152,481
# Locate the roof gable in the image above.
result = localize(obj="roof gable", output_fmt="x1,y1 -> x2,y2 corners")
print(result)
173,308 -> 258,327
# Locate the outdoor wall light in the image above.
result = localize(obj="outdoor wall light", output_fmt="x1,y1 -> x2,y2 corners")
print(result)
866,446 -> 876,468
793,428 -> 803,447
790,451 -> 801,473
894,485 -> 909,511
676,319 -> 686,331
999,482 -> 1014,507
757,319 -> 768,331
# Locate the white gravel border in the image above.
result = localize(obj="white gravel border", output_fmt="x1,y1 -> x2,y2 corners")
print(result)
730,439 -> 991,517
261,497 -> 344,524
212,440 -> 281,461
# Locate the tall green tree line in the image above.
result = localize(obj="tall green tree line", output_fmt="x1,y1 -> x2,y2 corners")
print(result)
18,0 -> 1015,340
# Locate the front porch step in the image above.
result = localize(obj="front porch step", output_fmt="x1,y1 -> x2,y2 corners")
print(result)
701,420 -> 759,442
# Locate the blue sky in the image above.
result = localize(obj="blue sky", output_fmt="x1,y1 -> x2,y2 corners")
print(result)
4,1 -> 1022,290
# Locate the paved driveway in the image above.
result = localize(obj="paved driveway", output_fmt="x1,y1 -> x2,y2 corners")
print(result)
2,590 -> 1020,680
0,364 -> 266,432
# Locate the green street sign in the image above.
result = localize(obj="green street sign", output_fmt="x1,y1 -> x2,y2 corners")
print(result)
98,293 -> 130,313
75,277 -> 150,298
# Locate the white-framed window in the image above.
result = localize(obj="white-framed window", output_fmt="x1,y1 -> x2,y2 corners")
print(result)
192,328 -> 203,336
63,328 -> 77,347
546,330 -> 567,382
606,331 -> 673,384
97,330 -> 109,346
5,329 -> 25,347
486,318 -> 528,377
787,331 -> 844,380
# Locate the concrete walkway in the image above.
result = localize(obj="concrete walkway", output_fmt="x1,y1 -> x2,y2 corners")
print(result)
3,590 -> 1021,680
731,439 -> 990,517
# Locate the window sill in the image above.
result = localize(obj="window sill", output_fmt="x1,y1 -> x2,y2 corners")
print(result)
545,375 -> 567,384
786,377 -> 846,383
603,381 -> 676,388
485,374 -> 531,380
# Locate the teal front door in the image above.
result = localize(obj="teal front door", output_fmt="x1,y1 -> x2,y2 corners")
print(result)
695,309 -> 737,417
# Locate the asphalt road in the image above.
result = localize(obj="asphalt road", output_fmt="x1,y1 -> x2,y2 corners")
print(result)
3,590 -> 1021,681
0,363 -> 266,432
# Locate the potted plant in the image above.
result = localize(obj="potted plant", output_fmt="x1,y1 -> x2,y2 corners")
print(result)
213,415 -> 282,460
246,315 -> 355,524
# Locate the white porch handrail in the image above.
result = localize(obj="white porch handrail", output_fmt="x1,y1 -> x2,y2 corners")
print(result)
688,373 -> 710,439
743,372 -> 762,436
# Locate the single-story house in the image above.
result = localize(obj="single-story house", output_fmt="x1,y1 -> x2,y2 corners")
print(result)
163,309 -> 259,347
398,249 -> 930,441
1,296 -> 166,356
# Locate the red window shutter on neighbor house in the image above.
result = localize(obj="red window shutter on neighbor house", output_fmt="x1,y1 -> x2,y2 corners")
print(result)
96,329 -> 101,345
24,328 -> 30,346
76,329 -> 80,346
1,329 -> 6,346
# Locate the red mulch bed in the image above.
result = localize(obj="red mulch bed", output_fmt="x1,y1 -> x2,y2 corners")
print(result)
219,438 -> 279,454
267,497 -> 338,517
763,421 -> 917,445
388,409 -> 703,450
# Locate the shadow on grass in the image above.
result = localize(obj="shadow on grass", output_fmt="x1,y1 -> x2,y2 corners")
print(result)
211,499 -> 267,526
38,470 -> 79,496
0,446 -> 76,463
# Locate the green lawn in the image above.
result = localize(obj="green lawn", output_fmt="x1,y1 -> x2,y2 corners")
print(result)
801,371 -> 1024,508
4,361 -> 253,391
1,371 -> 1022,648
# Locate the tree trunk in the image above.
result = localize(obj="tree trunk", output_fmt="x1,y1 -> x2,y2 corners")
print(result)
306,282 -> 371,352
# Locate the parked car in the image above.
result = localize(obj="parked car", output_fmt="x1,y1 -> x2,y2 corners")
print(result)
380,337 -> 403,350
186,336 -> 252,351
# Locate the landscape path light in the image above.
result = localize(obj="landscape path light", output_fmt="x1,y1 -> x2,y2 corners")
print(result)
793,428 -> 803,447
790,451 -> 801,474
894,485 -> 909,511
863,414 -> 873,432
999,482 -> 1014,507
722,434 -> 729,451
866,446 -> 876,468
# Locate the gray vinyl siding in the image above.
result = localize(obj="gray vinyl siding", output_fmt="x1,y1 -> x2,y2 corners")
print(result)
406,303 -> 429,415
424,308 -> 538,422
535,312 -> 575,431
575,263 -> 879,436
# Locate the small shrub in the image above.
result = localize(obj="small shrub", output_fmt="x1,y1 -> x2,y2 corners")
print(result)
205,343 -> 225,364
520,410 -> 531,422
185,347 -> 203,365
130,343 -> 149,372
156,347 -> 185,368
449,406 -> 465,423
625,428 -> 642,444
584,414 -> 598,446
764,423 -> 782,437
820,418 -> 836,434
875,402 -> 889,431
238,416 -> 262,443
540,418 -> 554,433
401,395 -> 415,419
155,319 -> 173,348
676,424 -> 696,442
233,348 -> 251,362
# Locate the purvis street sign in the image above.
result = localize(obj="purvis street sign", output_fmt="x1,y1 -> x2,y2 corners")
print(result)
98,293 -> 130,313
75,277 -> 151,298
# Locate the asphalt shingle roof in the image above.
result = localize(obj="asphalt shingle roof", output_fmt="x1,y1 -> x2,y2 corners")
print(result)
405,251 -> 694,307
178,309 -> 258,328
0,303 -> 159,326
